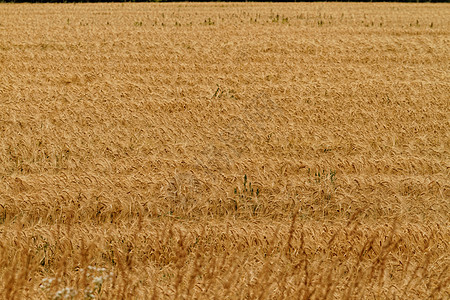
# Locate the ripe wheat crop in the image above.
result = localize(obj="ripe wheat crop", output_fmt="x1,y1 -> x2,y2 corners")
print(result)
0,2 -> 449,299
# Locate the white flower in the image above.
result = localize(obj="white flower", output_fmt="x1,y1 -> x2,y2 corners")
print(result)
93,276 -> 104,286
40,277 -> 55,289
54,287 -> 76,299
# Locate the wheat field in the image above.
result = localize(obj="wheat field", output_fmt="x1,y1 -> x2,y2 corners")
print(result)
0,2 -> 449,299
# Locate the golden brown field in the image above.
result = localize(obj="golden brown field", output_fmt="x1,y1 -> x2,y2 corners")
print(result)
0,2 -> 449,299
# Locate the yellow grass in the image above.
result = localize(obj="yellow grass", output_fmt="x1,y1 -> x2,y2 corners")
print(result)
0,2 -> 449,299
